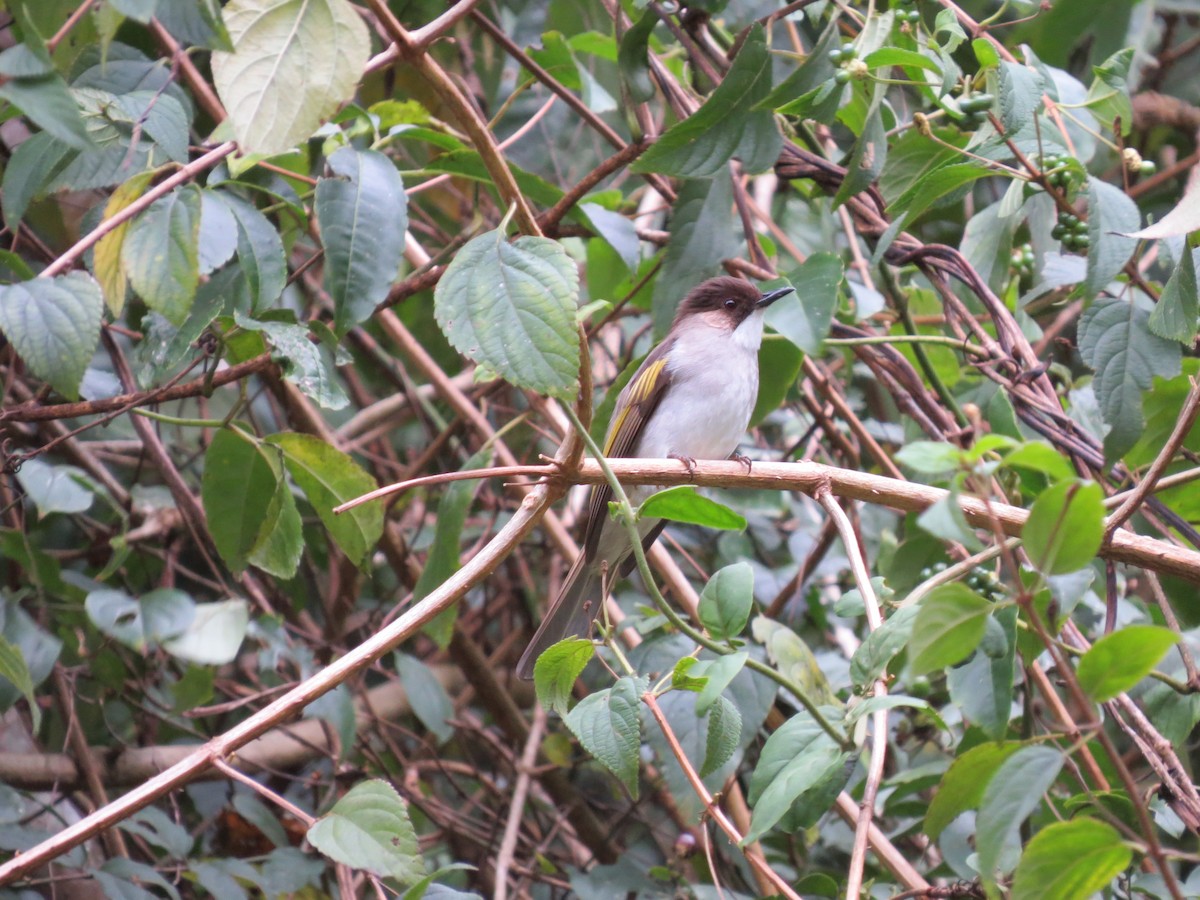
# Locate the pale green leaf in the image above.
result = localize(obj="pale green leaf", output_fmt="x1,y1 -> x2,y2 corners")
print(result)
212,0 -> 371,156
0,272 -> 103,400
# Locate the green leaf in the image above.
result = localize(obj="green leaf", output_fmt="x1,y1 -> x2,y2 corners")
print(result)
0,272 -> 104,400
695,651 -> 748,715
245,471 -> 303,578
435,229 -> 580,400
697,562 -> 754,641
1078,295 -> 1181,459
564,676 -> 644,798
1085,48 -> 1134,135
419,149 -> 564,208
0,636 -> 39,732
1076,624 -> 1178,702
888,161 -> 993,223
95,171 -> 156,315
533,638 -> 594,717
316,147 -> 408,335
15,458 -> 95,517
700,695 -> 741,778
894,440 -> 964,475
947,606 -> 1017,741
638,486 -> 746,531
617,10 -> 657,105
1085,176 -> 1139,295
265,432 -> 383,567
632,25 -> 779,177
212,0 -> 371,156
977,745 -> 1064,879
1023,479 -> 1104,575
123,185 -> 202,325
180,194 -> 234,256
760,16 -> 841,121
1000,441 -> 1077,482
394,652 -> 455,745
753,616 -> 840,706
162,600 -> 250,665
109,91 -> 190,163
997,61 -> 1042,135
864,47 -> 943,74
86,588 -> 195,650
845,694 -> 947,731
1148,247 -> 1198,344
834,84 -> 887,207
0,69 -> 91,150
925,741 -> 1025,839
909,584 -> 992,675
850,605 -> 919,686
307,780 -> 425,883
214,191 -> 287,309
764,254 -> 844,354
751,336 -> 804,426
155,0 -> 233,51
413,448 -> 493,648
1012,818 -> 1131,900
235,315 -> 350,410
650,171 -> 737,337
745,707 -> 849,842
201,428 -> 282,574
579,203 -> 640,273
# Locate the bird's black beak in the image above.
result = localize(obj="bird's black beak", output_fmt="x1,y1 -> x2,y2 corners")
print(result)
757,285 -> 795,308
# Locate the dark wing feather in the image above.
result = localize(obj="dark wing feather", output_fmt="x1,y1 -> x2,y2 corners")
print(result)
580,337 -> 676,562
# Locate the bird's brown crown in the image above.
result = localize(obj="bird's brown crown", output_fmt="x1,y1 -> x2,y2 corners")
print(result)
673,276 -> 765,330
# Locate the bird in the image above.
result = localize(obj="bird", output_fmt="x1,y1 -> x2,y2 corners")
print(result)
516,276 -> 794,679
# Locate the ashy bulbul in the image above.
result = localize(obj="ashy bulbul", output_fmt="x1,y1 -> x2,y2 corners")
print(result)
517,276 -> 794,679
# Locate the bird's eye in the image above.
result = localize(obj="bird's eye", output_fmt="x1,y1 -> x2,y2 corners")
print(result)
723,297 -> 736,309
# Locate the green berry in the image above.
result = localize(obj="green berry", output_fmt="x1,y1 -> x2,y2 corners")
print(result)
834,69 -> 851,84
1051,224 -> 1066,240
830,48 -> 844,63
907,9 -> 921,22
1074,233 -> 1089,248
1140,160 -> 1157,176
841,42 -> 858,58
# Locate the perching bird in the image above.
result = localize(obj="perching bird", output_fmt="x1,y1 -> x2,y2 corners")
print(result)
516,276 -> 794,679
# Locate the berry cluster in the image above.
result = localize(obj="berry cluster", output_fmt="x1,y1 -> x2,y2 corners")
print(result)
1039,153 -> 1081,191
1051,211 -> 1089,253
894,0 -> 921,25
918,561 -> 1007,602
829,43 -> 865,84
1122,147 -> 1157,177
1010,243 -> 1035,278
955,92 -> 994,131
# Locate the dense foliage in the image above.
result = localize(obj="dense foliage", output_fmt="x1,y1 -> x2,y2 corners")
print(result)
1,0 -> 1199,896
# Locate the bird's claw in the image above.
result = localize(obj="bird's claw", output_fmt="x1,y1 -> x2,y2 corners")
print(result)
671,453 -> 698,479
730,451 -> 753,473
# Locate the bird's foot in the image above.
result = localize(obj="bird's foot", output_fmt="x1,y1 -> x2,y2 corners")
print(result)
670,453 -> 698,479
730,451 -> 753,473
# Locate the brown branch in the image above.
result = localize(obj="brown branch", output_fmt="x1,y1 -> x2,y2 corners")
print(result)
1,355 -> 275,423
39,142 -> 236,279
366,0 -> 540,237
1105,378 -> 1200,543
642,693 -> 802,900
0,472 -> 559,884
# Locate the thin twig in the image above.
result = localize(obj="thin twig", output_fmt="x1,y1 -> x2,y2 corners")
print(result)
818,488 -> 887,899
39,143 -> 236,279
1105,379 -> 1200,543
642,694 -> 802,900
493,703 -> 546,898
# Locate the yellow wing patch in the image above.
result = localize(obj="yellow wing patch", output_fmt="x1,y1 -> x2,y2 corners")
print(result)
603,357 -> 667,455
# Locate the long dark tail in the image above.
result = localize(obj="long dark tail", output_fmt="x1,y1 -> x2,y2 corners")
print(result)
516,553 -> 602,680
